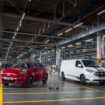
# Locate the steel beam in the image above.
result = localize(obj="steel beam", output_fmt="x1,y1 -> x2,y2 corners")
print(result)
1,30 -> 67,39
57,23 -> 105,46
0,38 -> 54,45
2,13 -> 75,26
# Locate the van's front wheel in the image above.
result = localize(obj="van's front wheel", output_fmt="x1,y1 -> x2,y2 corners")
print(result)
80,75 -> 87,85
61,72 -> 66,81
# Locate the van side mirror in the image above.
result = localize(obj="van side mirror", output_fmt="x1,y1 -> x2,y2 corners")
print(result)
77,64 -> 83,68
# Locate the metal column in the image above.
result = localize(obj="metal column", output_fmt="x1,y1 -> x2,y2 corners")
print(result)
97,35 -> 102,64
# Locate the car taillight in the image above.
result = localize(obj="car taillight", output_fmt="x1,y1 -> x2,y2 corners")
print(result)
20,69 -> 27,74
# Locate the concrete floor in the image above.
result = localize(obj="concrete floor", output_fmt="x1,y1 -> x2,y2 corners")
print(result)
3,74 -> 105,105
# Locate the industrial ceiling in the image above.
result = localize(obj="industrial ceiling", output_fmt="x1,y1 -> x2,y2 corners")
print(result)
0,0 -> 105,61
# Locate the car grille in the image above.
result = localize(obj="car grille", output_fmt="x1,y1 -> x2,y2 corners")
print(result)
2,79 -> 16,83
94,72 -> 105,77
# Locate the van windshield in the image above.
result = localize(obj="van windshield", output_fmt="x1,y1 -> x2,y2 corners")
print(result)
82,60 -> 99,67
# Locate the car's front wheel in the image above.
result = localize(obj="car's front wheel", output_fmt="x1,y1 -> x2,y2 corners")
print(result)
3,83 -> 9,87
42,74 -> 48,85
26,76 -> 33,87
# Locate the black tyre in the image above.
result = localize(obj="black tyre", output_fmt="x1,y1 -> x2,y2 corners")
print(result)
26,76 -> 33,87
3,83 -> 8,87
99,81 -> 105,85
61,72 -> 66,81
42,74 -> 48,85
80,75 -> 87,85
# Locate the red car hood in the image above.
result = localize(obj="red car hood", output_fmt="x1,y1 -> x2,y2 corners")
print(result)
2,68 -> 23,75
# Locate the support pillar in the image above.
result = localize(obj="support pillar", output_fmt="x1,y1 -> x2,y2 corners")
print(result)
56,48 -> 61,69
97,35 -> 103,65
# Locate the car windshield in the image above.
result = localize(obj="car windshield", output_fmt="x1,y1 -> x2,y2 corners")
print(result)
13,63 -> 29,68
82,60 -> 99,67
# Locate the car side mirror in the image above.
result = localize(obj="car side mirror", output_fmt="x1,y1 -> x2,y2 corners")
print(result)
77,64 -> 83,68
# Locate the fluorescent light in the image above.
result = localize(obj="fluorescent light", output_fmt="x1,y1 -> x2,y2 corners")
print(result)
57,33 -> 63,36
19,20 -> 22,27
76,42 -> 81,45
16,27 -> 19,32
29,0 -> 31,2
21,13 -> 25,20
14,32 -> 17,36
74,22 -> 83,28
12,36 -> 15,39
45,39 -> 49,43
65,28 -> 73,33
68,44 -> 73,47
85,38 -> 93,42
97,9 -> 105,15
61,46 -> 65,49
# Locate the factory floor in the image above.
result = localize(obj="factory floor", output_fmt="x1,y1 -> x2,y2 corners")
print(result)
3,73 -> 105,105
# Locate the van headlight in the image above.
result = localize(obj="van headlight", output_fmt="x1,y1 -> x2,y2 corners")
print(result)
20,69 -> 27,74
86,69 -> 94,73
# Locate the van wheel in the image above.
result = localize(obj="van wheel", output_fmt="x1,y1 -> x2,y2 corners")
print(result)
42,74 -> 48,85
80,75 -> 87,85
99,81 -> 105,85
61,72 -> 65,81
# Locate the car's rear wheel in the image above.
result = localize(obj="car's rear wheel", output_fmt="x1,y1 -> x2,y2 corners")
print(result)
61,72 -> 66,81
42,74 -> 48,85
80,75 -> 87,85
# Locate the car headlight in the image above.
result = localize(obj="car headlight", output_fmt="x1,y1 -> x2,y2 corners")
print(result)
86,69 -> 94,73
20,69 -> 27,74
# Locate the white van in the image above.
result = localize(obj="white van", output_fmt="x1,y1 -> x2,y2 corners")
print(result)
60,59 -> 105,85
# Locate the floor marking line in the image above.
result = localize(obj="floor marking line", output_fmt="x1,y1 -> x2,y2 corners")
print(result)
4,90 -> 93,95
3,96 -> 105,104
3,86 -> 83,90
81,86 -> 103,92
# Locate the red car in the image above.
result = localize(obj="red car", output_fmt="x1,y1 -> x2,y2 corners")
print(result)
0,62 -> 48,86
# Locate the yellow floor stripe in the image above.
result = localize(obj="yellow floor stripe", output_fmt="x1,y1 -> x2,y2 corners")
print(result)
4,90 -> 93,95
0,80 -> 2,105
81,85 -> 102,92
3,86 -> 82,90
3,96 -> 105,104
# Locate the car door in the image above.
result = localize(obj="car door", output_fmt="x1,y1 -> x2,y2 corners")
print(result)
74,60 -> 84,80
32,63 -> 41,82
36,63 -> 44,81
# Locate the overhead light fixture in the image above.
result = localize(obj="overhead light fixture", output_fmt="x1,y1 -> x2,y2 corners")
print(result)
14,32 -> 17,36
61,46 -> 65,49
65,28 -> 73,33
97,9 -> 105,15
19,20 -> 22,27
74,22 -> 83,28
29,0 -> 31,2
21,13 -> 25,20
68,44 -> 73,47
76,42 -> 81,45
57,33 -> 63,36
16,27 -> 19,32
45,39 -> 49,43
85,38 -> 93,42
